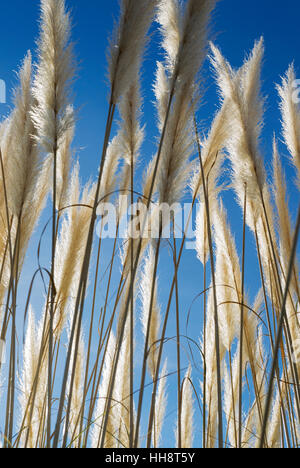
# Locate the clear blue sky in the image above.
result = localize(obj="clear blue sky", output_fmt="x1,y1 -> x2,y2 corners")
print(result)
0,0 -> 299,448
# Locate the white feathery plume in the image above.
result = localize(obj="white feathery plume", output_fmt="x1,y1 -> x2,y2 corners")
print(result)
108,0 -> 158,103
193,151 -> 224,265
157,0 -> 217,87
117,82 -> 145,218
201,287 -> 226,448
0,112 -> 49,298
213,201 -> 241,350
156,78 -> 195,206
153,61 -> 171,133
31,0 -> 74,158
99,280 -> 137,448
277,65 -> 300,189
0,53 -> 50,266
91,332 -> 118,449
191,102 -> 228,267
57,120 -> 74,210
154,360 -> 168,448
0,118 -> 11,251
215,214 -> 265,444
253,183 -> 279,303
1,54 -> 51,272
3,52 -> 44,217
106,281 -> 137,448
118,84 -> 144,166
114,314 -> 132,448
286,295 -> 300,376
177,365 -> 194,448
224,313 -> 265,449
19,307 -> 47,448
119,190 -> 157,281
252,323 -> 266,396
273,144 -> 300,373
211,42 -> 280,315
67,328 -> 85,447
98,135 -> 122,205
0,62 -> 50,283
0,137 -> 50,304
19,307 -> 39,448
243,294 -> 266,435
273,140 -> 300,297
154,0 -> 219,207
0,118 -> 8,144
0,119 -> 9,287
153,0 -> 220,205
191,102 -> 229,201
195,201 -> 209,265
210,39 -> 266,225
156,0 -> 181,71
200,103 -> 229,165
0,132 -> 16,305
266,386 -> 285,449
224,350 -> 239,448
18,158 -> 51,270
177,0 -> 217,87
140,245 -> 161,379
53,166 -> 95,337
203,290 -> 218,448
242,400 -> 260,448
242,292 -> 266,448
244,289 -> 264,365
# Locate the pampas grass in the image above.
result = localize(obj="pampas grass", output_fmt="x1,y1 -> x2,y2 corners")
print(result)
0,0 -> 299,450
277,65 -> 300,189
108,0 -> 158,104
140,246 -> 161,380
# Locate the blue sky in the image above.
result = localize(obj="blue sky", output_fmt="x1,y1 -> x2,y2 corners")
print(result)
0,0 -> 300,448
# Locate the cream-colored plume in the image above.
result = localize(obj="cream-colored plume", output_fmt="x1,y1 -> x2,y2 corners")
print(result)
31,0 -> 74,167
140,245 -> 161,379
277,65 -> 300,189
154,360 -> 168,448
108,0 -> 158,103
210,39 -> 266,225
177,366 -> 194,448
